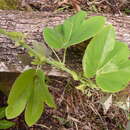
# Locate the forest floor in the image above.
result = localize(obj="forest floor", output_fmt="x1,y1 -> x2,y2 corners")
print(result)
0,0 -> 130,130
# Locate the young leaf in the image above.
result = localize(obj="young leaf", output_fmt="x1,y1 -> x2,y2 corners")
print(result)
36,70 -> 56,108
0,120 -> 15,129
43,10 -> 106,49
83,25 -> 116,78
28,42 -> 51,64
25,75 -> 44,126
6,69 -> 36,119
0,28 -> 25,42
32,42 -> 52,58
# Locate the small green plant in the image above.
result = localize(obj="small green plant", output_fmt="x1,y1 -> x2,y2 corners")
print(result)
0,10 -> 130,126
0,107 -> 15,129
124,8 -> 130,14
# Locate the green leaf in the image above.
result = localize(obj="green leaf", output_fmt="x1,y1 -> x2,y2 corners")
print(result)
83,25 -> 130,92
25,69 -> 55,126
36,70 -> 56,108
31,42 -> 52,58
6,69 -> 55,126
43,10 -> 106,49
83,25 -> 116,78
25,74 -> 44,126
0,28 -> 25,42
0,120 -> 15,129
43,27 -> 64,48
63,20 -> 73,43
96,41 -> 129,75
68,16 -> 106,46
28,42 -> 52,65
6,69 -> 36,119
68,10 -> 87,27
96,60 -> 130,92
0,107 -> 6,119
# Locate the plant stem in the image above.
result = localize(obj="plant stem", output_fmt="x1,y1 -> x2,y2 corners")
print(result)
63,48 -> 67,64
19,40 -> 79,81
87,79 -> 97,88
51,48 -> 62,63
46,58 -> 79,80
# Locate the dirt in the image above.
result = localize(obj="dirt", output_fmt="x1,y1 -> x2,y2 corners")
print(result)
21,0 -> 130,15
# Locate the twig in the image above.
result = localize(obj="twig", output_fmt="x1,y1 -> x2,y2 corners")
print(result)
34,124 -> 51,129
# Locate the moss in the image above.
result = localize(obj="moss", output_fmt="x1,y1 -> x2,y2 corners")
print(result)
0,0 -> 20,10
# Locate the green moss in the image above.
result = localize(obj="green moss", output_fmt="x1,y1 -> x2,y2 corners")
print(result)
0,0 -> 20,10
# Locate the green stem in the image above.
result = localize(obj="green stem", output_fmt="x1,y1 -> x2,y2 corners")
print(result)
87,79 -> 97,88
51,48 -> 62,63
46,59 -> 79,80
19,40 -> 79,81
63,48 -> 67,64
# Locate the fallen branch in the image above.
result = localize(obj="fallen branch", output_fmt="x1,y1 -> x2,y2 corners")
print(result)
0,10 -> 129,75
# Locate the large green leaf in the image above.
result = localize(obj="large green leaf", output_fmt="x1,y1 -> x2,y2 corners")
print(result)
43,10 -> 106,49
83,25 -> 116,78
83,25 -> 130,92
96,42 -> 130,92
25,69 -> 56,126
25,74 -> 44,126
6,69 -> 36,119
5,69 -> 55,126
96,64 -> 130,92
0,120 -> 15,129
96,41 -> 129,75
